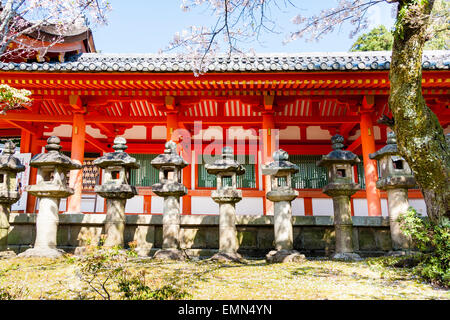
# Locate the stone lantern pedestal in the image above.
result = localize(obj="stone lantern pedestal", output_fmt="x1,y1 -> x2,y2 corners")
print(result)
205,147 -> 245,263
151,141 -> 188,261
318,135 -> 361,261
93,137 -> 139,249
0,141 -> 25,258
19,136 -> 81,259
262,150 -> 305,263
370,132 -> 416,255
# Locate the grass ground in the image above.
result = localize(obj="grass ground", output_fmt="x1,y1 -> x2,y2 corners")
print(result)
0,254 -> 448,300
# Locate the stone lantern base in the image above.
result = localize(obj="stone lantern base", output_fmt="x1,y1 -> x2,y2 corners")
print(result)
0,251 -> 16,259
18,247 -> 65,259
153,248 -> 188,261
210,251 -> 245,263
332,252 -> 362,261
386,249 -> 420,257
266,249 -> 306,264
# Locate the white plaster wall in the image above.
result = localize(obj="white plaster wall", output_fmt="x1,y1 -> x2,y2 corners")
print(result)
59,198 -> 66,212
312,198 -> 333,216
151,196 -> 164,214
374,126 -> 381,140
279,126 -> 300,140
80,195 -> 104,213
150,196 -> 183,214
193,126 -> 223,140
228,127 -> 258,141
292,198 -> 305,216
44,125 -> 72,138
125,196 -> 144,214
152,126 -> 167,140
236,197 -> 263,216
122,126 -> 147,140
381,198 -> 389,217
86,125 -> 107,139
191,196 -> 219,215
409,199 -> 427,216
353,198 -> 369,216
307,126 -> 331,140
348,129 -> 360,141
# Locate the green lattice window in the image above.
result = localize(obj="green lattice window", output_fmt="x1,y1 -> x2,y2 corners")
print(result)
356,159 -> 366,189
290,155 -> 329,189
129,154 -> 160,187
198,154 -> 256,189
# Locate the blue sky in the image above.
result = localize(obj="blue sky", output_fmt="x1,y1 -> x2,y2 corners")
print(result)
92,1 -> 396,54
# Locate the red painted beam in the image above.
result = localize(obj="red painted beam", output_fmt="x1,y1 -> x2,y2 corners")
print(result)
85,134 -> 109,153
347,137 -> 362,152
2,120 -> 36,136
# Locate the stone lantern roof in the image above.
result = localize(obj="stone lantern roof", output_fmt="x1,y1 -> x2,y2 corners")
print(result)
262,149 -> 299,176
317,135 -> 360,167
93,137 -> 139,169
369,132 -> 416,190
0,141 -> 25,173
30,136 -> 81,170
151,141 -> 188,198
151,141 -> 188,170
205,147 -> 245,175
369,132 -> 400,160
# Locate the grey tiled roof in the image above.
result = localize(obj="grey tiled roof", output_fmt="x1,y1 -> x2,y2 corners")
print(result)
1,51 -> 448,73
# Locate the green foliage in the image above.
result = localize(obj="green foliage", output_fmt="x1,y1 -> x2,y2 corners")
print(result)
398,208 -> 450,288
117,270 -> 191,300
75,246 -> 127,300
74,246 -> 192,300
425,0 -> 449,50
126,241 -> 139,258
350,25 -> 394,51
0,282 -> 29,300
353,0 -> 448,51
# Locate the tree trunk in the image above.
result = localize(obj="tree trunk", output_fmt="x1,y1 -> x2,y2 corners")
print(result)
389,0 -> 450,223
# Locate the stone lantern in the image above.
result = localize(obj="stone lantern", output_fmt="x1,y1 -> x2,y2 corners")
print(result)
370,132 -> 415,254
262,149 -> 305,263
19,136 -> 81,258
0,140 -> 25,258
93,137 -> 140,248
205,147 -> 245,262
151,140 -> 188,261
318,135 -> 361,261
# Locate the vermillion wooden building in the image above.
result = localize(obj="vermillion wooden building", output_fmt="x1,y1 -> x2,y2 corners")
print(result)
0,46 -> 448,218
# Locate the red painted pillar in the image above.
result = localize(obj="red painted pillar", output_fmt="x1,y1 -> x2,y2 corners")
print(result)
143,195 -> 152,214
20,130 -> 31,153
304,198 -> 313,216
67,113 -> 86,213
166,111 -> 178,142
262,111 -> 275,216
360,111 -> 382,216
26,134 -> 41,213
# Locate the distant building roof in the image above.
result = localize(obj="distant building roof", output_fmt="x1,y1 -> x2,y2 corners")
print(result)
1,50 -> 448,73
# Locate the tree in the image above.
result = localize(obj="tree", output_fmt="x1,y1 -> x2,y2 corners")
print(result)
350,25 -> 394,51
0,0 -> 110,111
173,0 -> 449,223
0,84 -> 31,114
351,1 -> 449,52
